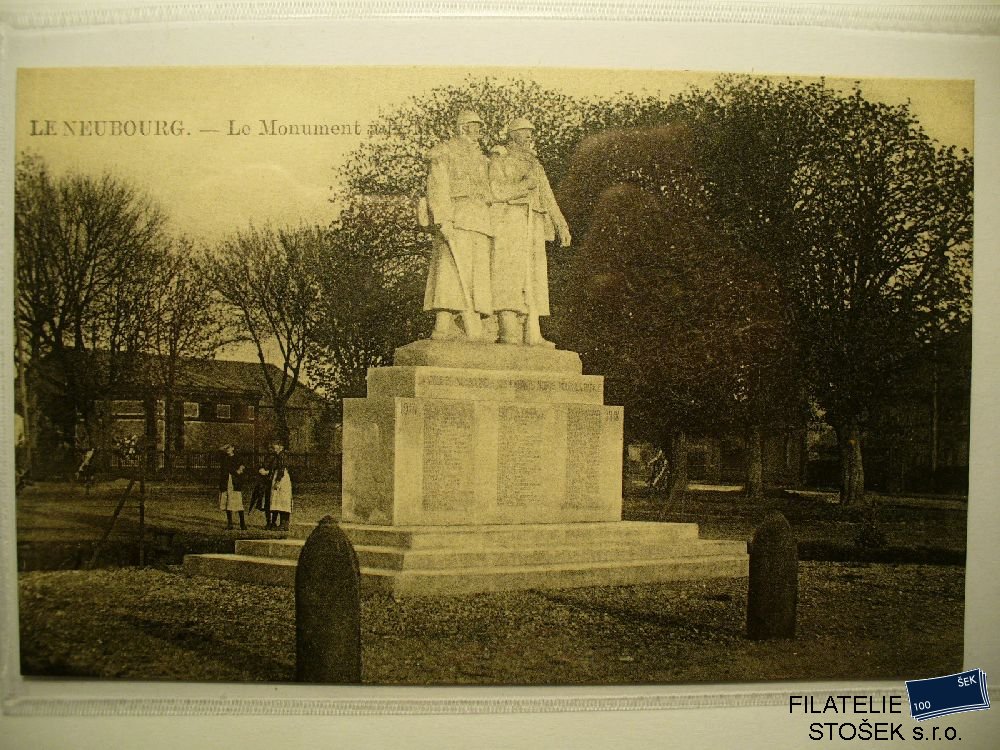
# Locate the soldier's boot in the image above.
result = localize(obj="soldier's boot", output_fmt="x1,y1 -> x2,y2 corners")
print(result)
238,512 -> 247,530
498,311 -> 523,345
524,313 -> 555,348
279,513 -> 290,532
225,511 -> 234,530
462,309 -> 484,341
431,311 -> 457,340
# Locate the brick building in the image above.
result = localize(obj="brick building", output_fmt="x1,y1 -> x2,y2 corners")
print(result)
28,354 -> 334,479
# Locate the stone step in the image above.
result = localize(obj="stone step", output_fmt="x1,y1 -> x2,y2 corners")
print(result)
187,519 -> 749,597
234,537 -> 745,571
391,339 -> 583,374
235,539 -> 304,559
184,549 -> 748,596
185,553 -> 298,588
363,554 -> 750,597
357,539 -> 745,572
289,520 -> 701,548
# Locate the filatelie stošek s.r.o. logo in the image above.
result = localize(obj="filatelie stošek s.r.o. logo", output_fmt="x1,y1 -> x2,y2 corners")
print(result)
906,668 -> 990,721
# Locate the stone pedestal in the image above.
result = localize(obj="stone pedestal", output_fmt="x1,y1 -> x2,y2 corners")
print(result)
342,341 -> 623,526
184,340 -> 749,596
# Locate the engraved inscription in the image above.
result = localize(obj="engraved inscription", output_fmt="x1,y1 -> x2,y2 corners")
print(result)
565,409 -> 603,509
424,373 -> 601,393
497,404 -> 547,507
344,419 -> 383,522
421,401 -> 475,511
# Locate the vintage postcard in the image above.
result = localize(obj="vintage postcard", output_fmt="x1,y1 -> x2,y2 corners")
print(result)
2,9 -> 999,749
8,62 -> 977,678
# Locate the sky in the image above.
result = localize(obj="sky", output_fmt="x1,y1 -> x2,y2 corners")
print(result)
15,66 -> 975,366
16,66 -> 974,243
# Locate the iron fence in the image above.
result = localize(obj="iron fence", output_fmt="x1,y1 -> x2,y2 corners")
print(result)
68,449 -> 340,484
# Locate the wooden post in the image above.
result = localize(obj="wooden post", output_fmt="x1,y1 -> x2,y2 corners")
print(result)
138,438 -> 146,566
87,479 -> 137,569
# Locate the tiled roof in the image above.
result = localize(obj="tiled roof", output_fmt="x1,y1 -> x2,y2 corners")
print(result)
48,350 -> 324,408
156,356 -> 324,408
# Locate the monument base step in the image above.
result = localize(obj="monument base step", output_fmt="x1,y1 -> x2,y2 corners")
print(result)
184,521 -> 748,597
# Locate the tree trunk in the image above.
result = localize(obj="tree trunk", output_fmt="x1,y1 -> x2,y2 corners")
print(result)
275,403 -> 292,449
162,396 -> 174,473
15,324 -> 33,479
931,352 -> 939,493
666,430 -> 688,504
144,397 -> 158,478
745,426 -> 764,500
836,420 -> 866,505
708,441 -> 722,484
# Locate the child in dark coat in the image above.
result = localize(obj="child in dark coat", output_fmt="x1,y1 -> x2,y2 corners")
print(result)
218,444 -> 246,530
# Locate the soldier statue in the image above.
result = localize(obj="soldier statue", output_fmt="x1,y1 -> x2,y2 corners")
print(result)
423,110 -> 494,341
488,117 -> 571,346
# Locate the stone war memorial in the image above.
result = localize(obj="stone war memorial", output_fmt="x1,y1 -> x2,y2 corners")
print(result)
185,112 -> 749,596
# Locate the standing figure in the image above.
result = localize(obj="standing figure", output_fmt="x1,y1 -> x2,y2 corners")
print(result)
424,110 -> 494,342
218,444 -> 246,530
260,440 -> 293,532
489,118 -> 571,346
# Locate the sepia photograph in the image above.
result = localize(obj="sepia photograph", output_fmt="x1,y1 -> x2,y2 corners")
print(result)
8,64 -> 976,690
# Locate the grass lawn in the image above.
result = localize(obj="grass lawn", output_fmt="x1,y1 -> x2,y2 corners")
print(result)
15,479 -> 967,684
18,562 -> 963,684
15,479 -> 342,570
625,489 -> 967,560
15,480 -> 967,569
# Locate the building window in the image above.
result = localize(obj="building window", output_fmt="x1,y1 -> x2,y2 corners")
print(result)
155,400 -> 165,417
216,403 -> 232,420
183,402 -> 200,419
111,400 -> 144,416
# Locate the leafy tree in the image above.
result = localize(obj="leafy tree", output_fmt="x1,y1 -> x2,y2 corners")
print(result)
15,153 -> 169,450
327,74 -> 971,508
204,224 -> 325,444
669,76 -> 974,504
556,126 -> 803,502
316,77 -> 676,399
342,77 -> 672,198
864,319 -> 972,494
329,77 -> 808,499
306,196 -> 427,412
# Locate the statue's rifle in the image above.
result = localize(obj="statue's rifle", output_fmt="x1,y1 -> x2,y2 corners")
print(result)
418,195 -> 475,313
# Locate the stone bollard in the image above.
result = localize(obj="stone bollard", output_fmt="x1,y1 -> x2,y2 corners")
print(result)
295,515 -> 362,683
746,511 -> 798,640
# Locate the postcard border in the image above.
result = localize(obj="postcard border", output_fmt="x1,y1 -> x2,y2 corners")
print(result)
2,7 -> 999,720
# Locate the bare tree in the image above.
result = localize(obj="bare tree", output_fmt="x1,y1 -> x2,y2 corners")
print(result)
307,196 -> 427,415
203,224 -> 325,444
15,153 -> 169,452
146,239 -> 235,469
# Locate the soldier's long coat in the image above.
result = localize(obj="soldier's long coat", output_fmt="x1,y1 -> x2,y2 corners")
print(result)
488,143 -> 565,315
423,136 -> 494,314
